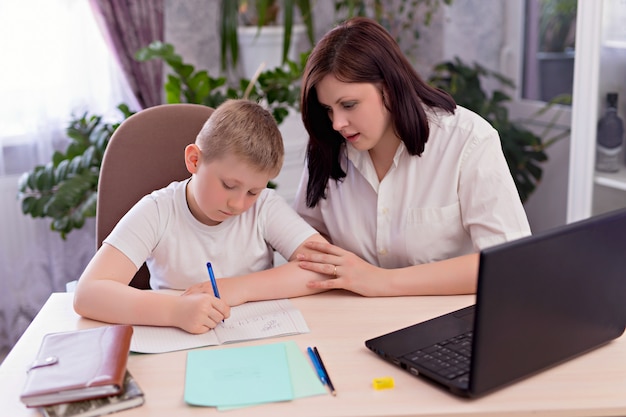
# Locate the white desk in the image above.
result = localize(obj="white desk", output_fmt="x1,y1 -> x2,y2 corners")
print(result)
2,291 -> 626,416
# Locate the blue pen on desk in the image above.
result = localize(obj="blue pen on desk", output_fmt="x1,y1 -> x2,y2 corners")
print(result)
307,347 -> 327,387
314,346 -> 336,396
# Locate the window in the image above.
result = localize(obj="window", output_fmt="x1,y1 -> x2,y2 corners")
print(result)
0,0 -> 135,175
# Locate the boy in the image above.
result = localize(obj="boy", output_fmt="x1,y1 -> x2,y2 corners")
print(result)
73,100 -> 329,334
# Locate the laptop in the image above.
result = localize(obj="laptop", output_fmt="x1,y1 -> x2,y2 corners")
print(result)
365,208 -> 626,398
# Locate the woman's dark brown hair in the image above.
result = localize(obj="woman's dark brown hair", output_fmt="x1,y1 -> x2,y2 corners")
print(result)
301,17 -> 456,207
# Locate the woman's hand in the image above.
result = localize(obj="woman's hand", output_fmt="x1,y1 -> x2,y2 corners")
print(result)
296,241 -> 389,296
297,242 -> 479,297
174,293 -> 230,334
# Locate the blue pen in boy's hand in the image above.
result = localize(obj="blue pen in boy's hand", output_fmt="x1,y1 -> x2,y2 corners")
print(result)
206,262 -> 224,323
206,262 -> 221,299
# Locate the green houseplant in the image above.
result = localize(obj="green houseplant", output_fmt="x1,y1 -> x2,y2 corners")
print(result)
536,0 -> 577,101
135,41 -> 306,124
333,0 -> 453,61
538,0 -> 577,53
220,0 -> 315,72
428,57 -> 569,202
18,105 -> 133,238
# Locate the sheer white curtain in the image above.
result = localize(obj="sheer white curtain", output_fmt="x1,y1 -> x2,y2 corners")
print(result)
0,0 -> 138,175
0,0 -> 138,354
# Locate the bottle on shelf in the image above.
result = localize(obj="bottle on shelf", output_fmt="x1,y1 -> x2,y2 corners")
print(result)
595,92 -> 624,173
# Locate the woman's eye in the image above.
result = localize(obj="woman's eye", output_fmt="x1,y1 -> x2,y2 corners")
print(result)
342,101 -> 356,109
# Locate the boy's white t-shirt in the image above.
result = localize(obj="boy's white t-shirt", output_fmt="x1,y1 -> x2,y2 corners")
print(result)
104,179 -> 317,290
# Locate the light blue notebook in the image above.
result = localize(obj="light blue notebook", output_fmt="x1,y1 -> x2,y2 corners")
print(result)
216,341 -> 327,411
185,343 -> 293,407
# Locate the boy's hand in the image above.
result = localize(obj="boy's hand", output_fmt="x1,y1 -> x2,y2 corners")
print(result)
174,293 -> 230,334
182,281 -> 215,296
183,280 -> 247,306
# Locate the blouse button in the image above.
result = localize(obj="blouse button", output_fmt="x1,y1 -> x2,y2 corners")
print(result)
379,248 -> 388,256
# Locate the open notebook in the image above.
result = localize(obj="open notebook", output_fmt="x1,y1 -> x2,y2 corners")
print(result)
130,299 -> 309,353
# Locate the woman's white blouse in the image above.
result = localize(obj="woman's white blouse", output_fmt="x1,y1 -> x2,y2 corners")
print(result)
293,106 -> 531,268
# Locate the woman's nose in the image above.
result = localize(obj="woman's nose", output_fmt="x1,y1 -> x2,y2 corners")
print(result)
332,112 -> 348,132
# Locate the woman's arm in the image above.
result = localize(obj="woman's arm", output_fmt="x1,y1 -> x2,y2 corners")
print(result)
296,240 -> 479,296
73,244 -> 229,333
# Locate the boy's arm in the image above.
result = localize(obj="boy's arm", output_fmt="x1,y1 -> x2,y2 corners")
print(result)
73,243 -> 229,333
184,233 -> 332,306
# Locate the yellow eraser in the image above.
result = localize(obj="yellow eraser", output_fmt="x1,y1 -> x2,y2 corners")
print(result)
372,376 -> 395,390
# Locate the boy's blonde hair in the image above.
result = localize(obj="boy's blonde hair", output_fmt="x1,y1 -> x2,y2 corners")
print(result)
196,99 -> 284,178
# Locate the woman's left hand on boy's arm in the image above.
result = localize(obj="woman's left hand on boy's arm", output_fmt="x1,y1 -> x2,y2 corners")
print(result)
296,241 -> 389,296
299,244 -> 479,296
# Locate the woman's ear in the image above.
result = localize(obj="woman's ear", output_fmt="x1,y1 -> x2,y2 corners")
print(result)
184,144 -> 201,174
381,86 -> 390,109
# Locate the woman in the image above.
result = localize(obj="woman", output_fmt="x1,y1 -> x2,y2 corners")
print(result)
294,17 -> 531,296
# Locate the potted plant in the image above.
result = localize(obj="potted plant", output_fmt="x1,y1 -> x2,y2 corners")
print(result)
333,0 -> 453,62
536,0 -> 577,101
538,0 -> 577,53
135,41 -> 306,124
220,0 -> 315,77
18,105 -> 133,238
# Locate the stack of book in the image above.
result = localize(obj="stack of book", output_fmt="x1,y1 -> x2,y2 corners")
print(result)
19,325 -> 144,417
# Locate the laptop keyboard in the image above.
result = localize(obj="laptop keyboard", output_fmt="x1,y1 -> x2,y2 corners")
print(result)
403,332 -> 472,383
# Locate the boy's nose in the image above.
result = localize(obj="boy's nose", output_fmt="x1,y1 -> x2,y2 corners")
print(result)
227,194 -> 246,213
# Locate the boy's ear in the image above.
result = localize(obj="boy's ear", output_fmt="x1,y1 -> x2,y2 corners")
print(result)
184,144 -> 201,174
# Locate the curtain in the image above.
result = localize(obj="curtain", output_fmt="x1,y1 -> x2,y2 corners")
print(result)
0,0 -> 139,177
89,0 -> 165,110
0,0 -> 136,355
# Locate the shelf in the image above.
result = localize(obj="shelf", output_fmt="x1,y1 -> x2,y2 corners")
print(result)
594,167 -> 626,191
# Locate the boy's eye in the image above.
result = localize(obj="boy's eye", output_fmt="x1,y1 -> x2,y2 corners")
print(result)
223,181 -> 261,196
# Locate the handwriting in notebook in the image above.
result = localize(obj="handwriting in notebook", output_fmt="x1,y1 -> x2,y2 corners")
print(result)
130,299 -> 309,354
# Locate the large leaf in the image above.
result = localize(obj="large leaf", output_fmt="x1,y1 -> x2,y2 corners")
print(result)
18,106 -> 131,239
